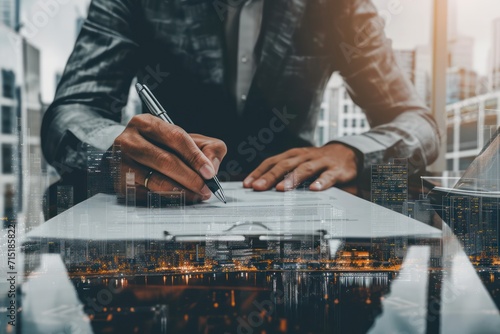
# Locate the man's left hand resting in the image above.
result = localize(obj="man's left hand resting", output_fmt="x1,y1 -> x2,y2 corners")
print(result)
243,144 -> 358,191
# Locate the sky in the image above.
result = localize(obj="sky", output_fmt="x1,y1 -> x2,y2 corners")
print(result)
20,0 -> 90,103
16,0 -> 500,103
374,0 -> 500,76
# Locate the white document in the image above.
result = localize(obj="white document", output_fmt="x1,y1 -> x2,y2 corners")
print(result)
26,182 -> 441,241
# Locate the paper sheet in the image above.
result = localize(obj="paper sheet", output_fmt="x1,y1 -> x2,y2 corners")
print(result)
26,182 -> 441,241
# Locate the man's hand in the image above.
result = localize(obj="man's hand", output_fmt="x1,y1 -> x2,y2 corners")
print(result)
243,144 -> 358,191
113,114 -> 227,203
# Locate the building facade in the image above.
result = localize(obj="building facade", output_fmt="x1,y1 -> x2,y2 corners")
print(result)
0,24 -> 20,224
0,20 -> 44,229
315,48 -> 417,147
0,0 -> 18,30
490,18 -> 500,92
446,91 -> 500,171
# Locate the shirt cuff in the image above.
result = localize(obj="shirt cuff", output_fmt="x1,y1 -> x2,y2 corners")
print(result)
327,134 -> 387,175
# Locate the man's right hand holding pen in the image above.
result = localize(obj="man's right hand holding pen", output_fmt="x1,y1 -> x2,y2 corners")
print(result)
113,113 -> 227,203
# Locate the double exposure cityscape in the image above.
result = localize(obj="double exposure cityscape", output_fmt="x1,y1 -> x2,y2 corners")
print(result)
1,0 -> 500,333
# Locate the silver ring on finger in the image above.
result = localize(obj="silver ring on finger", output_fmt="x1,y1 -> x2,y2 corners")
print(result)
144,170 -> 154,190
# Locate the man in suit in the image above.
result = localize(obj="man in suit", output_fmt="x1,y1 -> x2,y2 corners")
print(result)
41,0 -> 440,204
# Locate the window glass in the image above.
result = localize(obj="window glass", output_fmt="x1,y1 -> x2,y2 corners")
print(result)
1,106 -> 13,134
2,144 -> 13,174
1,69 -> 15,99
446,0 -> 500,163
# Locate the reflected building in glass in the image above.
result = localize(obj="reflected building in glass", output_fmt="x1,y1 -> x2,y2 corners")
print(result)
371,159 -> 408,214
442,194 -> 500,261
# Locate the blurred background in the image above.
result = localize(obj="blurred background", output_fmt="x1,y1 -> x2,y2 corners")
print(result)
0,0 -> 499,230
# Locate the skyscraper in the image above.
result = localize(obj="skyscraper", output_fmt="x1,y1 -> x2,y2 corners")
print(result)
0,24 -> 21,225
0,0 -> 19,31
446,67 -> 478,104
371,159 -> 408,214
393,49 -> 415,84
448,35 -> 474,71
490,18 -> 500,91
448,0 -> 458,41
414,45 -> 432,106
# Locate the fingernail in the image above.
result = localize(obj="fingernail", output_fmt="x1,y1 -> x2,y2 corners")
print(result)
311,181 -> 322,190
243,177 -> 254,187
201,185 -> 211,197
199,164 -> 215,179
253,179 -> 267,188
212,158 -> 220,173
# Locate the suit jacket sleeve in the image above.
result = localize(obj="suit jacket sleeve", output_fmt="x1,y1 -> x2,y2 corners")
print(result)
329,0 -> 441,175
41,0 -> 140,175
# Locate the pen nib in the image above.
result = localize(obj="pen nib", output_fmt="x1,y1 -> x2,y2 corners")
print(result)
214,190 -> 227,204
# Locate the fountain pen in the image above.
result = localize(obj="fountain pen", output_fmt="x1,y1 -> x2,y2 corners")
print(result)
135,82 -> 227,204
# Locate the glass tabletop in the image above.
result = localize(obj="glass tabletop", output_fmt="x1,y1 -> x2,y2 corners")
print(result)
6,177 -> 500,334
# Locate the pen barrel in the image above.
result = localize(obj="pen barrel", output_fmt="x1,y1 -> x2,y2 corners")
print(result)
205,178 -> 221,193
158,112 -> 174,124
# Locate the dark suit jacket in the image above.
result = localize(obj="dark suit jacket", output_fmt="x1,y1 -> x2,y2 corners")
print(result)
41,0 -> 440,189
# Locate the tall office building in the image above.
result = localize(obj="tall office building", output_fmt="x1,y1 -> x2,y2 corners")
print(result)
393,49 -> 415,84
315,48 -> 418,146
0,24 -> 21,224
87,143 -> 119,198
442,195 -> 500,259
490,18 -> 500,92
448,0 -> 458,41
1,10 -> 45,228
446,32 -> 480,105
448,36 -> 474,71
394,45 -> 432,105
315,74 -> 370,146
445,92 -> 500,171
0,0 -> 19,31
22,39 -> 45,229
414,45 -> 432,106
446,67 -> 479,104
371,159 -> 408,214
447,0 -> 474,72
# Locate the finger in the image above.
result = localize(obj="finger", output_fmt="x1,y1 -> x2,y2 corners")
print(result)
251,156 -> 305,191
122,157 -> 210,202
119,136 -> 210,197
309,169 -> 340,191
243,148 -> 306,188
138,170 -> 209,203
242,156 -> 278,188
131,115 -> 216,179
191,134 -> 227,174
275,159 -> 328,192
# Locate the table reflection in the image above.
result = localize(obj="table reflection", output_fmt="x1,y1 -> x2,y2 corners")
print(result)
11,176 -> 500,333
